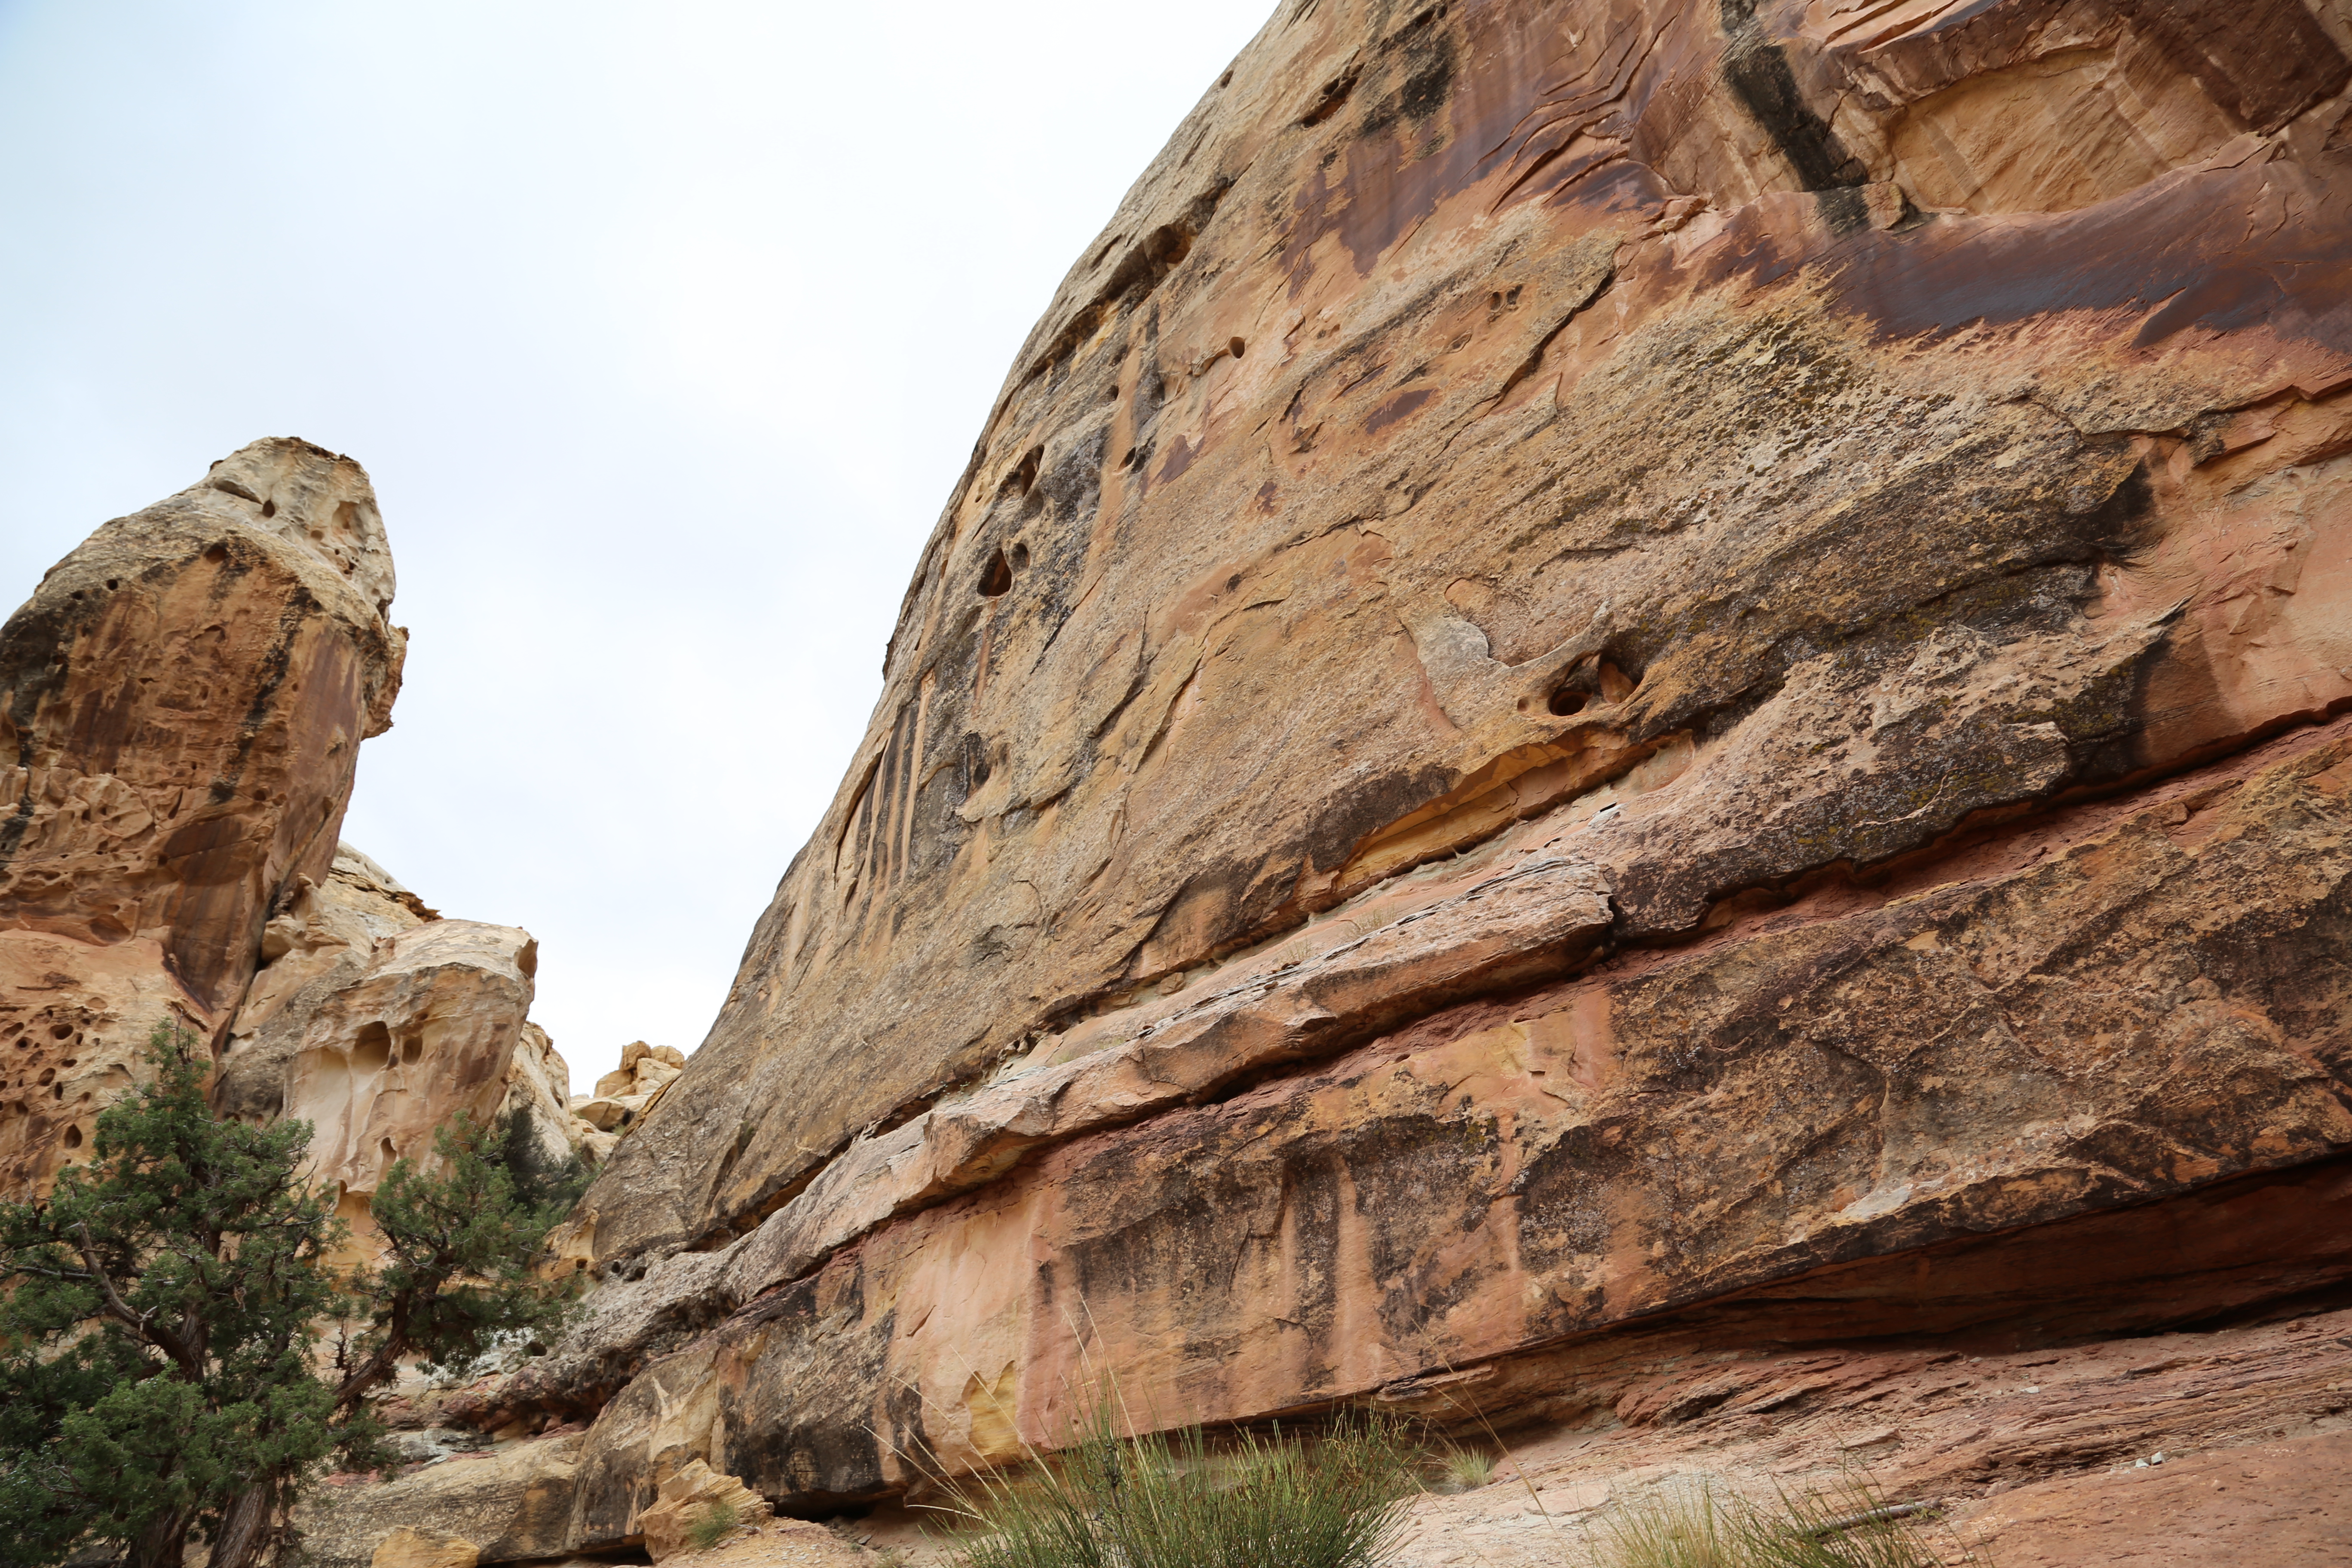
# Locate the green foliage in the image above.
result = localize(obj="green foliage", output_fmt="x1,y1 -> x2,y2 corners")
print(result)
1596,1484 -> 1740,1568
337,1110 -> 576,1390
0,1023 -> 583,1568
496,1107 -> 591,1218
1593,1475 -> 1972,1568
687,1496 -> 743,1552
935,1406 -> 1418,1568
0,1022 -> 345,1568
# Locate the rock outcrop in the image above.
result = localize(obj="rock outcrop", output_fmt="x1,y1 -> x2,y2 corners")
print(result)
324,0 -> 2352,1559
213,841 -> 596,1244
570,1040 -> 684,1141
0,439 -> 405,1196
1,446 -> 598,1236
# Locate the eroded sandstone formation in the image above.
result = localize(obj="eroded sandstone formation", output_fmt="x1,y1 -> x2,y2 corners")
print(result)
0,439 -> 406,1195
316,0 -> 2352,1559
1,446 -> 598,1239
213,842 -> 596,1243
570,1040 -> 684,1142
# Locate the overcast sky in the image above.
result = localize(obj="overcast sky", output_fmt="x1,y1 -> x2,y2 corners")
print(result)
0,0 -> 1275,1087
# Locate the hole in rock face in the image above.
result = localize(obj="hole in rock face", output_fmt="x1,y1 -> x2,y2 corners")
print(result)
997,444 -> 1043,497
1010,542 -> 1030,572
1229,336 -> 1246,359
401,1034 -> 421,1065
203,544 -> 227,564
260,499 -> 277,518
62,1125 -> 81,1149
380,1137 -> 397,1166
351,1021 -> 392,1072
105,579 -> 118,590
1547,687 -> 1590,716
978,549 -> 1014,597
50,1023 -> 72,1041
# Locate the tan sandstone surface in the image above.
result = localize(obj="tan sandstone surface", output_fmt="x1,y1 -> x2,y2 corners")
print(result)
299,0 -> 2352,1559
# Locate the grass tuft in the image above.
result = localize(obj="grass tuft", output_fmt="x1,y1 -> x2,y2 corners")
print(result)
1437,1445 -> 1498,1491
686,1495 -> 742,1552
933,1406 -> 1419,1568
1593,1473 -> 1977,1568
1598,1483 -> 1742,1568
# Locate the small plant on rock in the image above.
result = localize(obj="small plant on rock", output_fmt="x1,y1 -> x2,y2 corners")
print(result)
1597,1483 -> 1741,1568
686,1496 -> 742,1552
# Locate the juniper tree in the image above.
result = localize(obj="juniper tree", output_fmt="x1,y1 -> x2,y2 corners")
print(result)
0,1023 -> 579,1568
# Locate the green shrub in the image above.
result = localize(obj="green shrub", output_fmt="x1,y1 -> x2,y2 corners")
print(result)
686,1496 -> 741,1552
936,1406 -> 1418,1568
0,1022 -> 580,1568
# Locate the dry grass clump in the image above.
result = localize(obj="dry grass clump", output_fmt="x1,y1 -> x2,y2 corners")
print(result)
1594,1473 -> 1978,1568
932,1408 -> 1419,1568
1436,1445 -> 1499,1491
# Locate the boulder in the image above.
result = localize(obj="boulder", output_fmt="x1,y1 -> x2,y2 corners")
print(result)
594,1041 -> 686,1101
293,1435 -> 584,1568
632,1460 -> 772,1562
570,1042 -> 682,1142
0,438 -> 404,1197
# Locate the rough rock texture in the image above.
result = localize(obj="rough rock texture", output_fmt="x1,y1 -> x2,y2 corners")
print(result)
297,1438 -> 588,1568
368,1528 -> 478,1568
342,0 -> 2352,1559
0,445 -> 597,1232
211,839 -> 606,1248
0,439 -> 405,1197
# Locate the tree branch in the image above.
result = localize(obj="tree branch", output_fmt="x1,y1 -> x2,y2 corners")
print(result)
74,1221 -> 197,1373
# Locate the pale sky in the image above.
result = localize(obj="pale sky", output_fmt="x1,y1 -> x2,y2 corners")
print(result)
0,0 -> 1276,1087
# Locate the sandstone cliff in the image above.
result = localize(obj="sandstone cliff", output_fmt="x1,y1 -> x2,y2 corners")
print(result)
303,1 -> 2352,1561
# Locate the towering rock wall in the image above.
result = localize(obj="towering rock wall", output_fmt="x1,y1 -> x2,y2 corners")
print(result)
342,0 -> 2352,1557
